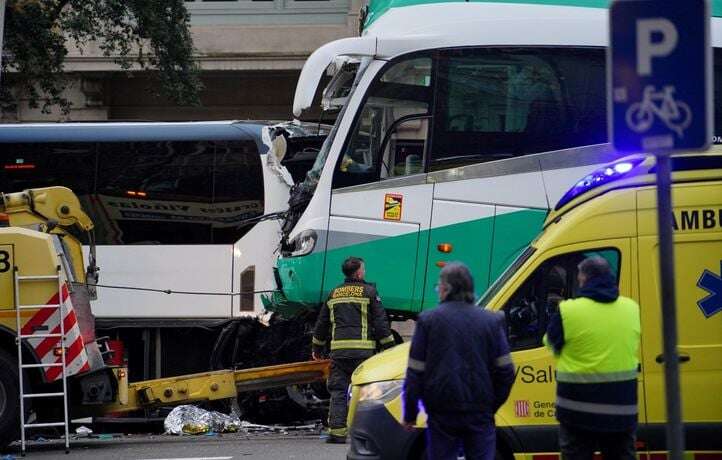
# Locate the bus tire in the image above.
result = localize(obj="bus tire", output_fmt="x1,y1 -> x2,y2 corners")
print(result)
0,349 -> 20,452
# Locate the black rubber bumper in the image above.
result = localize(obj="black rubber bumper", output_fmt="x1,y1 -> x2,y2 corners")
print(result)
347,402 -> 422,460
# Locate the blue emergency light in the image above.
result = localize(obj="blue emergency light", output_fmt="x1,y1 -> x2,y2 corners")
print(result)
554,157 -> 646,210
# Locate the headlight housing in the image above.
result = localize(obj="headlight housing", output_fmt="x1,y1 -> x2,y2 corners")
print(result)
289,229 -> 317,257
357,379 -> 403,405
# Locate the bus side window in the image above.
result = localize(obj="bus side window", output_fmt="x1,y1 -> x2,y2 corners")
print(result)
333,55 -> 432,188
96,141 -> 215,244
430,47 -> 607,172
501,248 -> 620,351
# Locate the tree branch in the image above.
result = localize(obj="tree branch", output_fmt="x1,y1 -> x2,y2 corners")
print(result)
49,0 -> 70,22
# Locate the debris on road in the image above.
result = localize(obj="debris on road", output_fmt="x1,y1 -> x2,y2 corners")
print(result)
164,406 -> 241,435
74,426 -> 93,438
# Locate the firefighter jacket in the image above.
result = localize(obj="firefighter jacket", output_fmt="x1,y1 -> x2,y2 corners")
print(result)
544,273 -> 641,432
312,279 -> 395,359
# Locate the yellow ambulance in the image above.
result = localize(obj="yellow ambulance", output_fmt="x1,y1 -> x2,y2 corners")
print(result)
346,152 -> 722,460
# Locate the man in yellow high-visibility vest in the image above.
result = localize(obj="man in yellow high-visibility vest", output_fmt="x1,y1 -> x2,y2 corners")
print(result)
545,256 -> 641,460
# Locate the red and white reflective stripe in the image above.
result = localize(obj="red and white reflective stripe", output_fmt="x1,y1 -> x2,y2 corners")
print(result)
22,283 -> 90,382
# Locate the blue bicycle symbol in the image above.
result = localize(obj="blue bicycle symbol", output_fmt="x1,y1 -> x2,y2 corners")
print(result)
625,85 -> 692,138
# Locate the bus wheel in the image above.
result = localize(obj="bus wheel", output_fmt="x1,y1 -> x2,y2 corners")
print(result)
0,349 -> 21,452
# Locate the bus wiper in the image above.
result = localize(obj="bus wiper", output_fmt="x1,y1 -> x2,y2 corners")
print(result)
233,211 -> 287,230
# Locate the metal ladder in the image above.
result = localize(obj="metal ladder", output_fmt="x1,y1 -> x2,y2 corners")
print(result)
14,265 -> 70,455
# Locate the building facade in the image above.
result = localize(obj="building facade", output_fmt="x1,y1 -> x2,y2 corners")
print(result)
5,0 -> 360,122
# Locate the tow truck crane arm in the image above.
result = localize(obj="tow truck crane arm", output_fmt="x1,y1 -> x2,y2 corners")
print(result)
1,186 -> 94,232
1,186 -> 97,286
98,360 -> 331,414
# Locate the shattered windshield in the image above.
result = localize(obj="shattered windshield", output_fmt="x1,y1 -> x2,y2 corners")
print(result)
302,57 -> 372,188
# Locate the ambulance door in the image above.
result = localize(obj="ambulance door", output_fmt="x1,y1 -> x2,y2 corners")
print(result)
324,55 -> 434,312
489,240 -> 637,449
637,183 -> 722,435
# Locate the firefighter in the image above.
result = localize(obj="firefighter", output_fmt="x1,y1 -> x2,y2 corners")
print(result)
312,256 -> 396,444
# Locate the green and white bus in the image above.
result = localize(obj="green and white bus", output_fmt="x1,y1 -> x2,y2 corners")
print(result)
267,0 -> 722,319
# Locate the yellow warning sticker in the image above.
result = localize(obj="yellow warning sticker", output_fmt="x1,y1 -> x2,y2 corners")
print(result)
384,194 -> 403,221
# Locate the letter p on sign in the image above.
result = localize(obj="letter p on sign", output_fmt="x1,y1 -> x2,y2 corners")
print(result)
636,19 -> 678,76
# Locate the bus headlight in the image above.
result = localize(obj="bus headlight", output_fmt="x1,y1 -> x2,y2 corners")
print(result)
357,379 -> 403,405
290,229 -> 317,257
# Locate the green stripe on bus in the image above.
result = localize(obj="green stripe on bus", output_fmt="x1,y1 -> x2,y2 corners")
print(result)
365,0 -> 722,29
275,208 -> 546,313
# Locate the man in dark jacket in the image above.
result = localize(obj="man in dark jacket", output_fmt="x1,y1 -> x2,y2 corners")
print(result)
544,256 -> 640,460
312,256 -> 395,444
402,263 -> 515,460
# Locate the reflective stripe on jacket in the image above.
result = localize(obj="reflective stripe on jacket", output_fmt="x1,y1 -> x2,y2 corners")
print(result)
312,279 -> 395,359
545,293 -> 641,432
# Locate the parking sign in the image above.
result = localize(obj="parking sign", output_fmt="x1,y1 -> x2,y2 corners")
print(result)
610,0 -> 711,153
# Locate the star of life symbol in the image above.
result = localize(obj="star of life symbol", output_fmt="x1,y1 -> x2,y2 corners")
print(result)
624,85 -> 692,138
697,261 -> 722,318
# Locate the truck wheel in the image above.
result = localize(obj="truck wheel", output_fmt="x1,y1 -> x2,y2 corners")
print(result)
0,349 -> 21,452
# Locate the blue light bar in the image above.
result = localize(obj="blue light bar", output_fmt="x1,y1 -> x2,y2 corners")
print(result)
555,157 -> 645,211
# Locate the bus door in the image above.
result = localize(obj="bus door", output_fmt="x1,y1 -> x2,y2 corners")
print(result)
323,56 -> 434,313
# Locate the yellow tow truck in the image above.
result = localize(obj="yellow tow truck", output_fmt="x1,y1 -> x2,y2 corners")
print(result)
0,186 -> 329,454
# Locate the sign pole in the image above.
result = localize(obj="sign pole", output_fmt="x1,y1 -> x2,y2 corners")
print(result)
655,152 -> 684,460
611,2 -> 709,454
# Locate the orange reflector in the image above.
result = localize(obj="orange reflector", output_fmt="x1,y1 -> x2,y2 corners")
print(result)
0,213 -> 9,223
118,369 -> 126,379
127,191 -> 148,197
437,243 -> 453,253
435,261 -> 446,268
53,347 -> 64,357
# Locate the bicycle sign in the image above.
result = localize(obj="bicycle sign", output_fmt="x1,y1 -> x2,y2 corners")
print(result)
610,0 -> 711,153
625,85 -> 691,139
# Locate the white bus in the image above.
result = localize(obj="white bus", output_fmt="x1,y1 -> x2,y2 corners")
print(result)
0,120 -> 326,380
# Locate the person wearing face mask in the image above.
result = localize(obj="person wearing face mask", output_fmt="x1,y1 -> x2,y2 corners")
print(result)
401,262 -> 516,460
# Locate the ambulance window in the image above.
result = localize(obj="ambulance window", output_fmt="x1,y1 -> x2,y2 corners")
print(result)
501,248 -> 620,351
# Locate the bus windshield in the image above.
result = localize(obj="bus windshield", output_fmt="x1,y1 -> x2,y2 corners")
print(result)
301,57 -> 373,189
